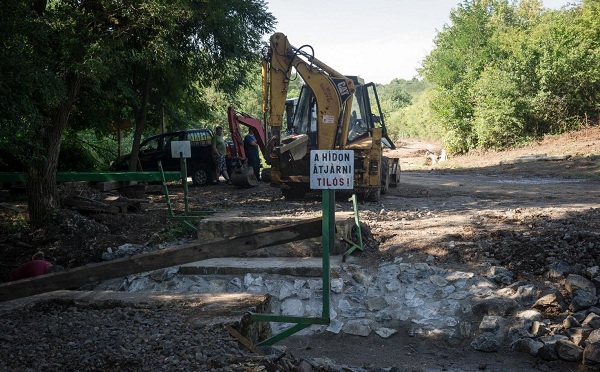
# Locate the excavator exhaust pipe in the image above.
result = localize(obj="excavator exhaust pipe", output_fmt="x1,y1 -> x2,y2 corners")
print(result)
231,164 -> 258,187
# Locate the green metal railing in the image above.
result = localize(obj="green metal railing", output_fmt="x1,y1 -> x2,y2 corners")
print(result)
158,159 -> 215,232
0,171 -> 181,183
251,189 -> 336,346
341,194 -> 364,261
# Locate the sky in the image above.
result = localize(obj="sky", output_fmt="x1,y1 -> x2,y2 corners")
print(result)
264,0 -> 578,84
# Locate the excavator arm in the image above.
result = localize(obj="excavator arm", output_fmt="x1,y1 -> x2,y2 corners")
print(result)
227,106 -> 266,162
263,32 -> 356,150
226,107 -> 266,187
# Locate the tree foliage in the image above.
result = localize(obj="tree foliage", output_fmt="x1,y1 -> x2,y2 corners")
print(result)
420,0 -> 598,154
0,0 -> 274,227
375,79 -> 441,142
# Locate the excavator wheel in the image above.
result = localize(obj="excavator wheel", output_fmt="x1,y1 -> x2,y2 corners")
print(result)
363,186 -> 380,202
230,164 -> 258,187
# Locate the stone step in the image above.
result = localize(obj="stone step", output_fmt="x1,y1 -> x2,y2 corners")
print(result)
197,212 -> 358,257
180,256 -> 346,277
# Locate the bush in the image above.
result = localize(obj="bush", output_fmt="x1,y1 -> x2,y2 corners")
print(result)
472,67 -> 528,150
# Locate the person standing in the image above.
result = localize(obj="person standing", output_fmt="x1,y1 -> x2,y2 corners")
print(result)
211,126 -> 231,185
244,129 -> 261,180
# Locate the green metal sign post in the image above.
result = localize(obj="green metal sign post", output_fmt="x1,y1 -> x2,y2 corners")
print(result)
341,194 -> 364,261
251,150 -> 353,346
321,188 -> 334,320
251,188 -> 334,346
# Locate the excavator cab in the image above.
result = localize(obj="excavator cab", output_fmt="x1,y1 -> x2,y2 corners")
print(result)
289,77 -> 395,149
284,98 -> 298,132
288,86 -> 318,146
346,78 -> 395,150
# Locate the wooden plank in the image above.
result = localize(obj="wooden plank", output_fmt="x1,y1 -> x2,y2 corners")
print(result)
226,325 -> 263,355
95,181 -> 138,192
0,217 -> 322,302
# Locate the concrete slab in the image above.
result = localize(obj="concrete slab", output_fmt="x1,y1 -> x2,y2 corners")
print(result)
0,290 -> 267,320
0,290 -> 271,342
180,256 -> 345,277
197,211 -> 357,257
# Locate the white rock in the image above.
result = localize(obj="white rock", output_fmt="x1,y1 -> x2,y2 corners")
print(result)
430,275 -> 449,287
342,319 -> 372,336
515,309 -> 542,322
565,274 -> 596,296
479,315 -> 502,333
331,278 -> 344,293
326,319 -> 343,334
385,281 -> 400,292
280,298 -> 305,317
405,298 -> 425,308
293,279 -> 307,290
337,298 -> 352,311
296,288 -> 312,300
278,283 -> 294,300
375,327 -> 398,338
395,308 -> 411,321
586,266 -> 600,278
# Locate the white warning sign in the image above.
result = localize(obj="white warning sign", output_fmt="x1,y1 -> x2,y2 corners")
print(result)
310,150 -> 354,190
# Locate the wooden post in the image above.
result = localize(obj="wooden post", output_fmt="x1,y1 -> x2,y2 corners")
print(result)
0,217 -> 322,303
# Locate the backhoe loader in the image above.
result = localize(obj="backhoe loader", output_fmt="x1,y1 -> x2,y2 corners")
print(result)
232,32 -> 399,200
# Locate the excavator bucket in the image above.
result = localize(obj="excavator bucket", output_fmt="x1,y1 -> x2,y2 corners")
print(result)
231,164 -> 259,187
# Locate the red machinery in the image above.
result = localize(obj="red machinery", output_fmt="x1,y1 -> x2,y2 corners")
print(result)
227,106 -> 266,187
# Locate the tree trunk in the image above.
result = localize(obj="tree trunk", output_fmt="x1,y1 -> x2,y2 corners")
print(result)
27,72 -> 81,227
128,72 -> 152,171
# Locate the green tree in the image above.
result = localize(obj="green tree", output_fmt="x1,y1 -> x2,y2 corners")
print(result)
0,1 -> 274,227
14,1 -> 108,227
472,66 -> 528,149
421,0 -> 502,153
528,2 -> 600,131
420,0 -> 600,155
390,87 -> 444,142
376,78 -> 435,141
74,1 -> 274,171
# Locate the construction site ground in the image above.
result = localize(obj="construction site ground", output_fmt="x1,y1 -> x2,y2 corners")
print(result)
2,125 -> 600,370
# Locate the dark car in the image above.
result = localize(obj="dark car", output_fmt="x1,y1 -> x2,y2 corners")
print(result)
110,129 -> 233,186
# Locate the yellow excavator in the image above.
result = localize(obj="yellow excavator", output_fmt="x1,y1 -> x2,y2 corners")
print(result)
231,32 -> 399,201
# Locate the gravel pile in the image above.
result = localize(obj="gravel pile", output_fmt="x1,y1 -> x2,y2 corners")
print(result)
462,207 -> 600,278
0,301 -> 309,371
356,206 -> 600,280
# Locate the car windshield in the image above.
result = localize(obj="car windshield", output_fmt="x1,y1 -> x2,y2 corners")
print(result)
140,138 -> 161,152
163,134 -> 180,150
